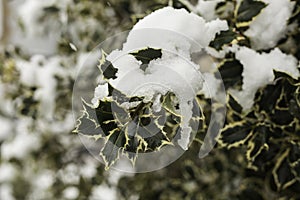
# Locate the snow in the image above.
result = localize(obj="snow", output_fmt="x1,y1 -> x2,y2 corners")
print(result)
16,55 -> 72,120
0,163 -> 17,182
245,0 -> 295,50
123,7 -> 228,55
201,72 -> 222,99
92,83 -> 109,107
63,187 -> 80,199
59,164 -> 80,184
90,184 -> 117,200
0,184 -> 15,200
79,157 -> 98,179
196,0 -> 224,21
0,117 -> 12,141
31,170 -> 55,191
230,47 -> 300,110
1,119 -> 41,160
6,0 -> 60,55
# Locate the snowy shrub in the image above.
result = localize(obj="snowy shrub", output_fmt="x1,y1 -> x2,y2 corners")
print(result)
1,0 -> 300,199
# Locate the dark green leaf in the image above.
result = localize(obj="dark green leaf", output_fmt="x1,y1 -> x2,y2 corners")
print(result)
43,6 -> 60,13
219,121 -> 253,148
236,0 -> 266,25
98,51 -> 118,80
100,128 -> 128,170
99,59 -> 118,79
219,59 -> 243,90
273,150 -> 296,189
209,30 -> 237,50
254,84 -> 282,113
246,125 -> 269,163
129,47 -> 162,72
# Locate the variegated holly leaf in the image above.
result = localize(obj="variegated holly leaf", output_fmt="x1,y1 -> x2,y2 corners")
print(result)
226,94 -> 243,123
246,125 -> 270,165
289,143 -> 300,180
98,50 -> 118,80
272,149 -> 297,190
219,121 -> 253,148
209,29 -> 238,51
101,128 -> 128,170
129,47 -> 162,72
236,0 -> 266,28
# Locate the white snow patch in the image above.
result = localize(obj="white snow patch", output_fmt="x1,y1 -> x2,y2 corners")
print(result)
0,163 -> 17,182
16,55 -> 71,120
245,0 -> 295,50
0,184 -> 15,200
63,187 -> 80,199
92,83 -> 109,107
196,0 -> 224,21
90,184 -> 117,200
79,157 -> 98,179
32,170 -> 55,190
1,119 -> 41,160
201,72 -> 222,99
0,117 -> 12,141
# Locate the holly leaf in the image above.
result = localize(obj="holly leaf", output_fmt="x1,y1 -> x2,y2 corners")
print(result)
226,94 -> 243,123
75,85 -> 186,168
219,121 -> 253,148
272,149 -> 296,190
219,59 -> 243,90
100,128 -> 128,170
73,100 -> 107,138
209,30 -> 238,51
129,47 -> 162,72
236,0 -> 267,27
98,50 -> 118,80
246,125 -> 270,165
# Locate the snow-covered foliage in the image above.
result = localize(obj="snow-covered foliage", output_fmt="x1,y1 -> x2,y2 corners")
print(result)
231,47 -> 300,110
245,0 -> 295,50
1,0 -> 300,199
74,7 -> 228,169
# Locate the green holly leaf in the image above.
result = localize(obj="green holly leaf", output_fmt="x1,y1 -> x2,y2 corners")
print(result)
226,94 -> 243,123
236,0 -> 267,27
219,121 -> 253,148
254,83 -> 283,113
209,30 -> 238,51
246,125 -> 270,165
272,149 -> 296,190
74,111 -> 103,138
129,47 -> 162,72
219,59 -> 243,90
98,50 -> 118,79
100,128 -> 128,170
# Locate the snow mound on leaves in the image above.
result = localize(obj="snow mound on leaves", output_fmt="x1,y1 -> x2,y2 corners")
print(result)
231,47 -> 299,110
245,0 -> 295,50
123,7 -> 228,56
94,7 -> 228,150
